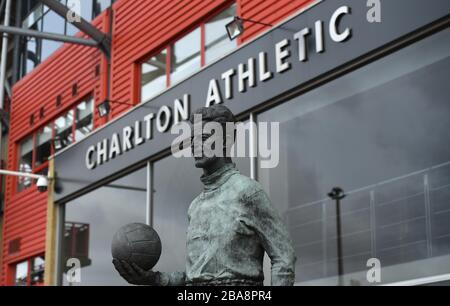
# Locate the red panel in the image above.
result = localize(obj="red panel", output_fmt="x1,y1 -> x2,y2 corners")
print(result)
1,12 -> 110,286
1,0 -> 317,285
239,0 -> 316,42
109,0 -> 236,118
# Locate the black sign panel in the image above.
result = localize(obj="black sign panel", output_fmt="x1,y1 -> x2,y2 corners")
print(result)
54,0 -> 450,203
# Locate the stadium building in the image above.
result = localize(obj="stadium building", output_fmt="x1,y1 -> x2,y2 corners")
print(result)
0,0 -> 449,286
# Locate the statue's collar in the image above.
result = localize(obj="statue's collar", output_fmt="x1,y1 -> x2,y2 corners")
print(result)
200,162 -> 238,191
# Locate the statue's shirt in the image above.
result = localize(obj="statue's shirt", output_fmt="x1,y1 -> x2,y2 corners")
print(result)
183,163 -> 296,286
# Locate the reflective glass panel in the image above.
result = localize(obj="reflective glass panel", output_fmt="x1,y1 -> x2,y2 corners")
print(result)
54,110 -> 74,152
141,49 -> 167,102
152,146 -> 250,275
17,136 -> 33,191
62,167 -> 147,285
93,0 -> 112,18
258,29 -> 450,285
205,5 -> 237,64
170,28 -> 201,85
41,10 -> 64,60
152,155 -> 203,274
31,256 -> 45,285
35,125 -> 53,167
75,98 -> 94,141
14,261 -> 29,286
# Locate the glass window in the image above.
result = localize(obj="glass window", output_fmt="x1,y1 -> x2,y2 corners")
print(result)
141,49 -> 167,103
21,1 -> 41,20
205,5 -> 237,64
64,0 -> 94,34
54,110 -> 74,152
22,5 -> 43,75
257,29 -> 450,285
59,127 -> 251,285
80,0 -> 94,21
93,0 -> 112,18
25,21 -> 42,75
62,167 -> 147,285
20,1 -> 97,77
42,8 -> 65,35
25,38 -> 39,74
41,10 -> 65,61
35,125 -> 53,167
170,28 -> 201,85
22,4 -> 44,28
17,136 -> 34,191
231,120 -> 251,176
75,98 -> 94,141
30,256 -> 45,285
14,261 -> 29,286
66,21 -> 78,36
152,155 -> 203,273
152,152 -> 251,274
139,6 -> 237,101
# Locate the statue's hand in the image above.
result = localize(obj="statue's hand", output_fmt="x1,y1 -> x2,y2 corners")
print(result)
112,259 -> 158,285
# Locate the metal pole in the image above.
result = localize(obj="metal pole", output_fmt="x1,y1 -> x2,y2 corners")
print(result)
10,0 -> 20,84
0,0 -> 11,173
328,187 -> 346,286
0,169 -> 48,180
335,196 -> 343,285
0,25 -> 99,47
237,17 -> 273,27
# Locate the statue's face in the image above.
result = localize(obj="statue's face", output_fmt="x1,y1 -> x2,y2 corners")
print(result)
191,124 -> 220,169
194,151 -> 220,169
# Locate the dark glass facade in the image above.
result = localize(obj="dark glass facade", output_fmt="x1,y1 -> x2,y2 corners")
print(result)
58,27 -> 450,286
258,28 -> 450,285
60,118 -> 252,285
62,167 -> 147,286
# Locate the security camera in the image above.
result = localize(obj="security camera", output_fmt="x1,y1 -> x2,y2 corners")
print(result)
36,177 -> 49,193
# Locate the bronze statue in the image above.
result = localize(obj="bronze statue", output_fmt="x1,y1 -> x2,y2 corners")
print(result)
113,105 -> 296,286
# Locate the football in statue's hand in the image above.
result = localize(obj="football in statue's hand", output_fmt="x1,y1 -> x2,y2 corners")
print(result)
111,223 -> 161,271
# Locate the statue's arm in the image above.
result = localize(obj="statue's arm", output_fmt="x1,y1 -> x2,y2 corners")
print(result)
245,189 -> 297,286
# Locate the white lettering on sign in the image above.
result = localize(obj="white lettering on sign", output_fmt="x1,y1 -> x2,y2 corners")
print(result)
330,6 -> 352,42
85,95 -> 191,169
275,39 -> 291,73
109,133 -> 122,159
294,27 -> 310,62
85,6 -> 353,170
258,52 -> 273,82
221,68 -> 235,100
238,57 -> 256,93
174,94 -> 190,125
206,79 -> 222,107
